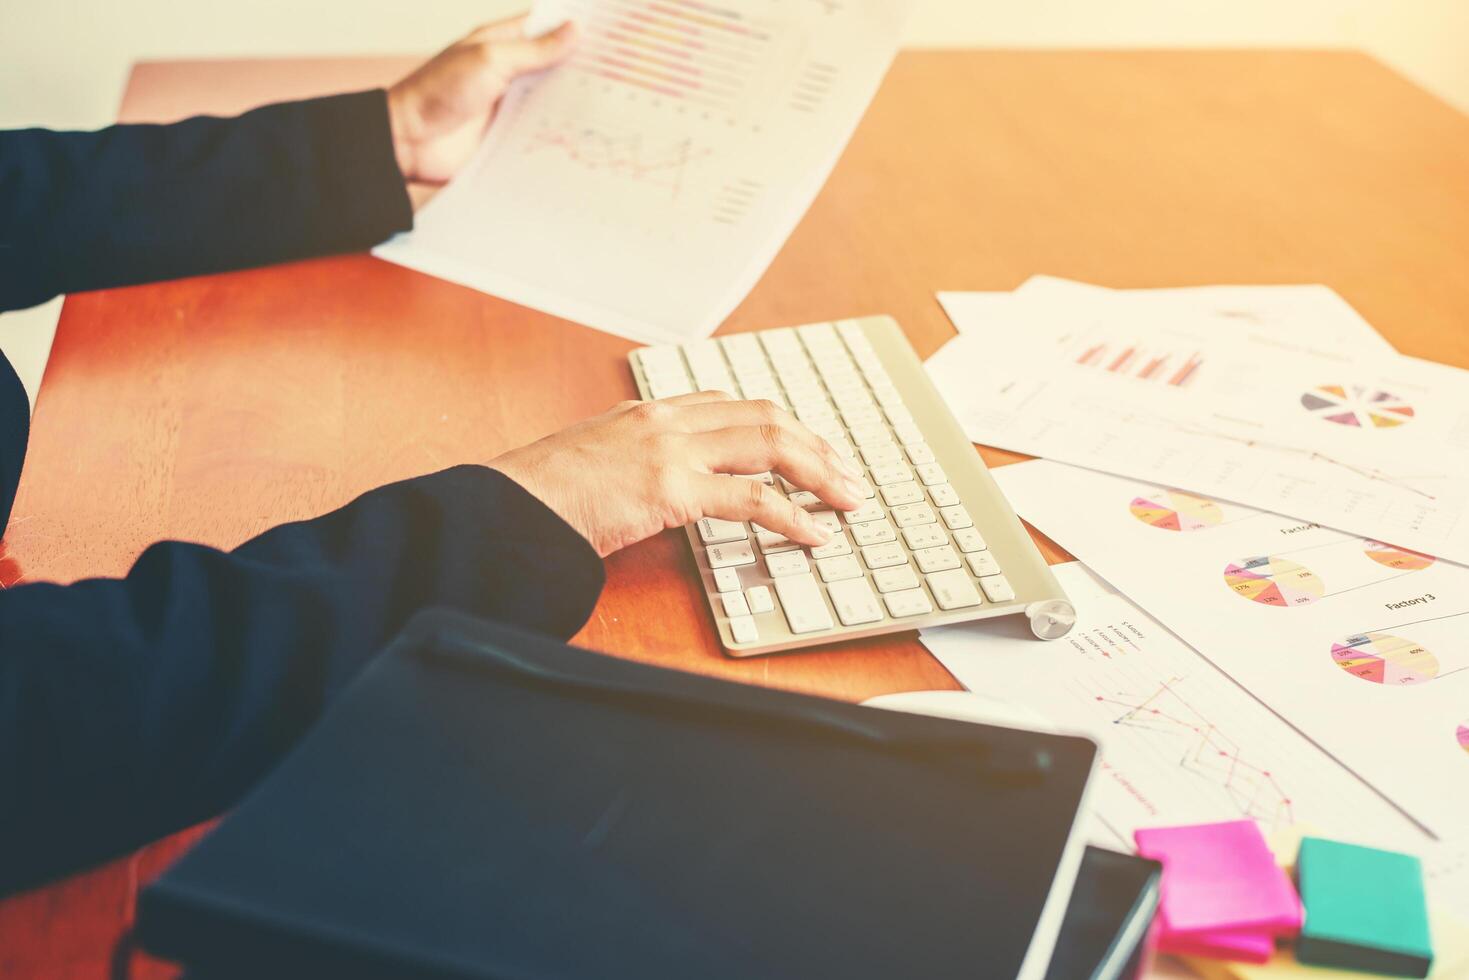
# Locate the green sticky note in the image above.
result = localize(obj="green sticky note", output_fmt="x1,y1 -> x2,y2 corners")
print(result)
1296,837 -> 1433,978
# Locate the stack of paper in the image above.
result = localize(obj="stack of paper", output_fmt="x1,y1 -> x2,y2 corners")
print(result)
918,276 -> 1469,937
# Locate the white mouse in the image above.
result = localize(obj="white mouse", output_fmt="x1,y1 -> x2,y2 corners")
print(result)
862,690 -> 1056,732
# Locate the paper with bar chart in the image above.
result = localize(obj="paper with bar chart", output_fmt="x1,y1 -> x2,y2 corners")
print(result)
917,564 -> 1469,910
376,0 -> 909,344
988,460 -> 1469,842
928,278 -> 1469,564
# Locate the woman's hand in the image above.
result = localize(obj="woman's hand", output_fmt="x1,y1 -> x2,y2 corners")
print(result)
387,16 -> 578,185
489,393 -> 871,557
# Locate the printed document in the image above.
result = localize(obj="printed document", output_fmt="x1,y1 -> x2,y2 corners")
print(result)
921,561 -> 1469,912
989,462 -> 1469,843
928,278 -> 1469,564
377,0 -> 910,345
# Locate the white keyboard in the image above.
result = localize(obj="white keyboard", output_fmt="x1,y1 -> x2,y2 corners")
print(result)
630,316 -> 1075,656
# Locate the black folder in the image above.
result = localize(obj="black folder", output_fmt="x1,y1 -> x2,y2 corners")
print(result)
138,610 -> 1098,980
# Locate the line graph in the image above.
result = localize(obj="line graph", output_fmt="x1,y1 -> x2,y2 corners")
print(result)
1098,677 -> 1297,828
522,123 -> 711,198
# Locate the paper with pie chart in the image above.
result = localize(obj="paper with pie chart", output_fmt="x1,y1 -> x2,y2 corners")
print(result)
377,0 -> 911,344
928,277 -> 1469,564
988,459 -> 1469,841
918,562 -> 1469,913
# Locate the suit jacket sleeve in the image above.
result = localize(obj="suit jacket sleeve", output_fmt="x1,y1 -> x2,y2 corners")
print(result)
0,89 -> 413,312
0,465 -> 606,895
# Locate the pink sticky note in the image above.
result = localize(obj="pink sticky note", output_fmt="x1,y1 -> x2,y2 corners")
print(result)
1135,820 -> 1302,939
1156,926 -> 1275,964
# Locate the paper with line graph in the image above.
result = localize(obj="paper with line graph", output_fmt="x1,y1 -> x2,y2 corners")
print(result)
989,461 -> 1469,843
377,0 -> 910,344
918,563 -> 1469,910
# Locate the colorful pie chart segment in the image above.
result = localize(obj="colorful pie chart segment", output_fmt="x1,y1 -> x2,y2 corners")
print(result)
1224,556 -> 1325,607
1331,632 -> 1438,685
1458,724 -> 1469,757
1130,489 -> 1224,532
1362,539 -> 1436,571
1300,384 -> 1415,429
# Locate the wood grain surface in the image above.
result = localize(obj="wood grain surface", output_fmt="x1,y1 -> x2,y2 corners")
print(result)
2,48 -> 1466,979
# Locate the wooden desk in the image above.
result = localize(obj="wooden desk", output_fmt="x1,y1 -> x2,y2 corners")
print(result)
3,49 -> 1467,979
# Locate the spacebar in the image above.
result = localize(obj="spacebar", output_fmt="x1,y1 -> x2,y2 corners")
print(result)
773,573 -> 834,634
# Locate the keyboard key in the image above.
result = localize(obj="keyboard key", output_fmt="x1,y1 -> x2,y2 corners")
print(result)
713,567 -> 742,593
721,592 -> 751,617
809,511 -> 841,535
901,524 -> 947,550
729,615 -> 759,644
746,585 -> 774,614
967,551 -> 1001,577
738,471 -> 775,486
766,551 -> 811,577
843,500 -> 886,524
756,529 -> 798,553
879,481 -> 925,507
952,527 -> 987,553
849,423 -> 892,448
883,405 -> 914,427
649,375 -> 695,399
697,517 -> 748,545
872,565 -> 920,593
810,531 -> 853,559
928,483 -> 960,508
873,386 -> 904,408
840,405 -> 883,428
926,569 -> 983,610
707,541 -> 756,568
773,573 -> 835,633
913,545 -> 961,574
861,542 -> 908,569
851,519 -> 897,546
893,421 -> 924,445
860,444 -> 904,467
905,442 -> 936,465
939,505 -> 974,530
980,574 -> 1016,602
827,577 -> 884,626
816,555 -> 864,583
883,587 -> 934,618
787,490 -> 822,509
869,462 -> 912,486
915,462 -> 947,486
890,503 -> 937,528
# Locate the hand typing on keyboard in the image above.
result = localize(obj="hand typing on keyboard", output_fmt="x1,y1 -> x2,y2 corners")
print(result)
489,391 -> 868,557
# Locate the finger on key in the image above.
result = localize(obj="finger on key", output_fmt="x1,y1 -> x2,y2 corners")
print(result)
692,472 -> 832,547
693,425 -> 866,510
675,399 -> 864,479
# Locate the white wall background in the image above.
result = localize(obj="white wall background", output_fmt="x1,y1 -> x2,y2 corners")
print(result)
3,0 -> 1467,131
2,0 -> 1466,405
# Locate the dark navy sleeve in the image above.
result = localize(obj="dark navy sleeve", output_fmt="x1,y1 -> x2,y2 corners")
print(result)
0,464 -> 605,895
0,89 -> 413,312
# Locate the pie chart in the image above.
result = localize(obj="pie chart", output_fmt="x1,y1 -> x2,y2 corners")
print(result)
1362,540 -> 1436,571
1130,489 -> 1224,532
1331,632 -> 1438,685
1458,724 -> 1469,756
1300,384 -> 1415,429
1223,555 -> 1325,607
